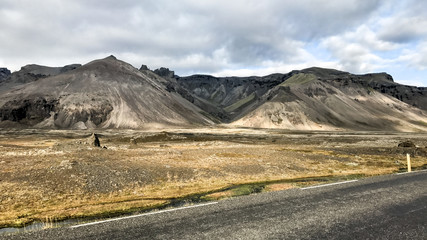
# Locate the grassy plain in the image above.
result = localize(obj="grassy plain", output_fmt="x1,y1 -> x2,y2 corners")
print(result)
0,128 -> 426,228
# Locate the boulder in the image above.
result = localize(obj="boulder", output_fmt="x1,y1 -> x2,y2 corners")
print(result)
130,138 -> 137,145
398,141 -> 416,148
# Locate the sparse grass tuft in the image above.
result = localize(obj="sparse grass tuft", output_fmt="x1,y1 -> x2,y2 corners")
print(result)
280,73 -> 317,86
224,93 -> 256,113
231,184 -> 265,196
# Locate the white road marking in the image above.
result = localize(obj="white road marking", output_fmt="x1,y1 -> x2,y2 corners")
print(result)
70,202 -> 219,229
405,206 -> 427,215
396,169 -> 427,175
300,180 -> 358,190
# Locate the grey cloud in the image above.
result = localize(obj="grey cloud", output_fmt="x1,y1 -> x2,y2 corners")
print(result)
378,0 -> 427,43
0,0 -> 422,82
379,17 -> 427,43
274,0 -> 382,40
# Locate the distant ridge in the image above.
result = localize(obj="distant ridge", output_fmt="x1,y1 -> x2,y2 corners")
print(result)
0,57 -> 426,131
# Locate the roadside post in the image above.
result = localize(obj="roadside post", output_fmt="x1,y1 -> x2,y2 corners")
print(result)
407,153 -> 411,172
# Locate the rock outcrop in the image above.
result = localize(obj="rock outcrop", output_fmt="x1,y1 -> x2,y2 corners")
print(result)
154,67 -> 176,79
88,133 -> 101,147
0,97 -> 58,125
176,74 -> 289,121
139,64 -> 149,71
0,68 -> 11,82
398,141 -> 416,148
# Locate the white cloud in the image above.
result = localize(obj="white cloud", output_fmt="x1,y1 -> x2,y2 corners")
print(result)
320,25 -> 402,73
379,16 -> 427,43
377,0 -> 427,43
398,42 -> 427,70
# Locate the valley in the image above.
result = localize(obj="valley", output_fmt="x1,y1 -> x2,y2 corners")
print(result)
1,128 -> 426,228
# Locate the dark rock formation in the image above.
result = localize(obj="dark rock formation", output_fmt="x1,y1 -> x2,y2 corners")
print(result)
176,73 -> 289,121
139,64 -> 149,71
0,68 -> 11,82
0,98 -> 58,125
130,138 -> 137,145
88,133 -> 100,147
59,64 -> 81,73
154,67 -> 176,79
298,68 -> 427,112
398,141 -> 416,148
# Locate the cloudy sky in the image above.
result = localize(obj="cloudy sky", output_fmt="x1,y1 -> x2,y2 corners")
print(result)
1,0 -> 426,86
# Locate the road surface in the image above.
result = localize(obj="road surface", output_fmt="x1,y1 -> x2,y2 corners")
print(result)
3,171 -> 426,239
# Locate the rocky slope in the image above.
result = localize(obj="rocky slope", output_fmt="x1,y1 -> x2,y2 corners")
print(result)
175,67 -> 427,131
176,74 -> 290,121
0,56 -> 213,129
231,69 -> 427,131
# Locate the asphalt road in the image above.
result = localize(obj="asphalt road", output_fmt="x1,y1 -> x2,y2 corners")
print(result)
3,171 -> 426,240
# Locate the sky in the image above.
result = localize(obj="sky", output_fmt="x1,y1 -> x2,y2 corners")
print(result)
1,0 -> 427,86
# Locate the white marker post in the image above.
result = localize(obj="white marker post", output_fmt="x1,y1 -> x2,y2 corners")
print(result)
407,153 -> 411,172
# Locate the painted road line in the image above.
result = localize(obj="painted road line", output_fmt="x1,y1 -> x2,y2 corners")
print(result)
300,180 -> 358,190
396,169 -> 427,175
70,202 -> 219,229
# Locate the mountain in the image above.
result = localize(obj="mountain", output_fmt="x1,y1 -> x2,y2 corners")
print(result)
176,73 -> 290,121
0,57 -> 426,131
230,68 -> 427,131
0,56 -> 213,129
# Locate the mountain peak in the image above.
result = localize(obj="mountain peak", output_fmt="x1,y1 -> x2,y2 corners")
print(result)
300,67 -> 349,78
139,64 -> 150,71
106,55 -> 117,60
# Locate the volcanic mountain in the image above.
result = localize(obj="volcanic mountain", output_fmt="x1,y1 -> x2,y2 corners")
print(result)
0,56 -> 213,129
229,68 -> 427,131
0,57 -> 426,131
176,68 -> 427,131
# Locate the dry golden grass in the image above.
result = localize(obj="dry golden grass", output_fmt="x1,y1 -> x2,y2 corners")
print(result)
203,190 -> 235,200
1,129 -> 426,228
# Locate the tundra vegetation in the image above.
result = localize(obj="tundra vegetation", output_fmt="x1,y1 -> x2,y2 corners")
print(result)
1,128 -> 426,228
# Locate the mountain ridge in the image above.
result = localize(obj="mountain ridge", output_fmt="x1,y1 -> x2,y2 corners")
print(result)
231,72 -> 427,131
0,56 -> 426,131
